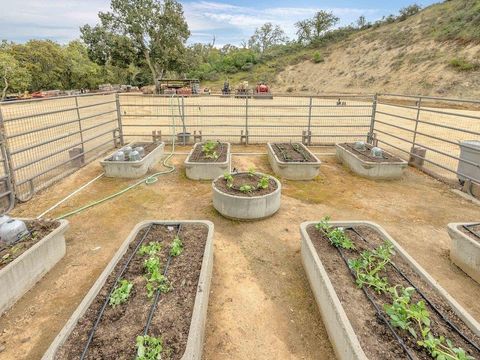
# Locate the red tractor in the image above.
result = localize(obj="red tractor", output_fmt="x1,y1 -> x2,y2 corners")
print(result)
254,82 -> 273,99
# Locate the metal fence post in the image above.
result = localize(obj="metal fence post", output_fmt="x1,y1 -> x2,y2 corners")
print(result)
411,96 -> 422,148
0,105 -> 16,211
367,93 -> 378,143
245,96 -> 249,145
115,93 -> 124,146
74,96 -> 85,154
181,96 -> 186,145
307,97 -> 312,145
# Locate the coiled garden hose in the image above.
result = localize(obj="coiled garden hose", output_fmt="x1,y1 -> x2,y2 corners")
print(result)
38,94 -> 178,220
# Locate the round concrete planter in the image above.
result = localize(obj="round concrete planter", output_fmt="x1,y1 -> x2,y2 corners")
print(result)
301,221 -> 480,360
212,172 -> 281,220
42,220 -> 214,360
448,222 -> 480,284
0,219 -> 69,315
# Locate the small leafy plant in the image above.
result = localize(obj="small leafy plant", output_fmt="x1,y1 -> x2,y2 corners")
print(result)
239,184 -> 254,193
135,335 -> 163,360
315,216 -> 355,250
109,279 -> 133,308
224,172 -> 234,188
144,255 -> 171,298
139,242 -> 162,256
257,176 -> 270,189
248,167 -> 256,177
202,140 -> 219,159
170,236 -> 183,257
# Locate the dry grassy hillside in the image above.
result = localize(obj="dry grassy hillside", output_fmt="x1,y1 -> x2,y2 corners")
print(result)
272,1 -> 480,98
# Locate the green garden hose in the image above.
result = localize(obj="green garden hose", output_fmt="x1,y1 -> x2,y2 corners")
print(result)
52,95 -> 178,220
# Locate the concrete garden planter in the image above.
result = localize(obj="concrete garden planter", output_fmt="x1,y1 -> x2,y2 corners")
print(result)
100,142 -> 165,178
448,222 -> 480,284
212,172 -> 281,220
301,220 -> 480,360
267,142 -> 321,180
185,142 -> 231,180
43,220 -> 214,360
336,143 -> 408,180
0,219 -> 69,315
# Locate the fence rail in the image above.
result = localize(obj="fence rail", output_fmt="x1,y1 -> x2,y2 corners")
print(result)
0,91 -> 478,212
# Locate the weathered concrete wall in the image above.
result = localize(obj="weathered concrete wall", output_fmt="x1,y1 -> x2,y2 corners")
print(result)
0,219 -> 69,315
448,222 -> 480,284
267,143 -> 321,180
185,143 -> 231,180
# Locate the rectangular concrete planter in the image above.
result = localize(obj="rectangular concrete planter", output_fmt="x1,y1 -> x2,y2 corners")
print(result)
0,219 -> 69,315
301,220 -> 480,360
267,142 -> 321,180
100,142 -> 165,178
448,222 -> 480,284
42,220 -> 214,360
185,142 -> 231,180
336,143 -> 408,180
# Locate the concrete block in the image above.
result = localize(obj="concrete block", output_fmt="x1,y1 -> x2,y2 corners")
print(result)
267,143 -> 321,180
0,219 -> 69,315
448,222 -> 480,284
336,144 -> 408,180
42,220 -> 214,360
100,142 -> 165,178
185,143 -> 231,180
409,146 -> 426,168
212,173 -> 281,220
300,220 -> 480,360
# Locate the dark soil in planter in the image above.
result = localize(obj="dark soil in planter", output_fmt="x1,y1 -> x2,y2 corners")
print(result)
460,223 -> 480,243
341,143 -> 403,163
306,224 -> 480,360
0,219 -> 60,270
106,142 -> 159,161
189,142 -> 228,163
214,173 -> 277,197
272,143 -> 316,162
55,223 -> 208,360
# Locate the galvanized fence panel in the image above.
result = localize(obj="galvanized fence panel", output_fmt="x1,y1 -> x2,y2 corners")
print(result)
0,93 -> 120,201
373,93 -> 480,185
119,94 -> 375,146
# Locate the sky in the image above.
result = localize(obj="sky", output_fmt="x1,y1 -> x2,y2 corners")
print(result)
0,0 -> 439,47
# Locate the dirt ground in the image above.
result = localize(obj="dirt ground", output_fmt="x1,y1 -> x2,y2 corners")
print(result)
0,145 -> 479,360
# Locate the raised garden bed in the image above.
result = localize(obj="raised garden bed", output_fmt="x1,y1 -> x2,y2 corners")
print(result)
43,220 -> 214,360
336,143 -> 408,180
100,142 -> 165,178
448,222 -> 480,284
301,219 -> 480,360
0,219 -> 68,315
184,141 -> 231,180
212,171 -> 281,220
267,142 -> 321,180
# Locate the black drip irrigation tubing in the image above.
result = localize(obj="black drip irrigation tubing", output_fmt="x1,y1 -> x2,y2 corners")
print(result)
462,224 -> 480,240
331,234 -> 415,360
80,223 -> 155,359
143,224 -> 182,335
346,226 -> 480,353
344,143 -> 390,162
192,141 -> 225,163
291,143 -> 311,162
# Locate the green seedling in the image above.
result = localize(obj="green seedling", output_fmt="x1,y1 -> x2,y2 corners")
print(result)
248,167 -> 256,177
257,176 -> 270,189
139,242 -> 162,256
170,236 -> 183,257
144,256 -> 171,298
239,184 -> 254,193
135,335 -> 163,360
109,279 -> 133,308
224,172 -> 234,188
202,140 -> 219,159
315,216 -> 355,250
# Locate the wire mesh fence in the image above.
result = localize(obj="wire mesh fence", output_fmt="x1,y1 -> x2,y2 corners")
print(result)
119,94 -> 375,145
0,93 -> 120,206
0,91 -> 478,212
373,93 -> 480,186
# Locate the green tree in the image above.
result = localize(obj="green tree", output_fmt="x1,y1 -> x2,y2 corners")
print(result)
82,0 -> 190,93
248,23 -> 288,53
0,51 -> 31,99
63,41 -> 103,89
295,11 -> 339,44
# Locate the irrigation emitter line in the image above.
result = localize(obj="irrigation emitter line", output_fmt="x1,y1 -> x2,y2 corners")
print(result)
80,223 -> 155,360
462,224 -> 480,240
344,143 -> 392,162
319,227 -> 415,359
143,224 -> 182,336
346,226 -> 480,353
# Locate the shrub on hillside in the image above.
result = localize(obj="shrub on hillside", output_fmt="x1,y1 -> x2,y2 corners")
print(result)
449,58 -> 479,71
313,52 -> 324,63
